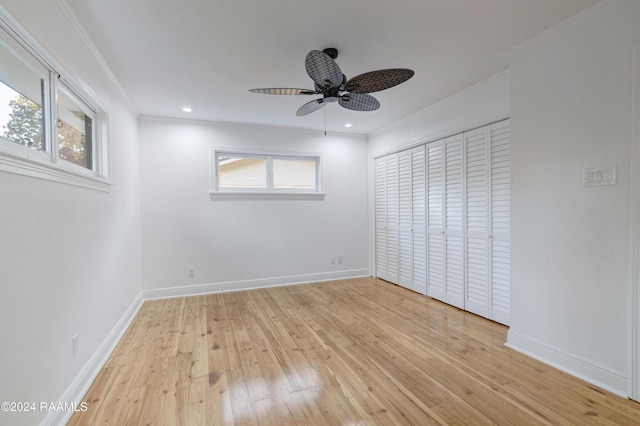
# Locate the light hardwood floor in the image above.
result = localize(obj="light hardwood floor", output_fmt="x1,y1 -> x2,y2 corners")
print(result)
69,277 -> 640,425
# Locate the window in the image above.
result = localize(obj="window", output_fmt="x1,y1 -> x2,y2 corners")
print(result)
218,155 -> 268,190
0,10 -> 109,191
272,157 -> 317,190
57,88 -> 94,170
211,149 -> 324,200
0,29 -> 48,158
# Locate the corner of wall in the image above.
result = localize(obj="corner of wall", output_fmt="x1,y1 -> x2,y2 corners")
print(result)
40,292 -> 144,426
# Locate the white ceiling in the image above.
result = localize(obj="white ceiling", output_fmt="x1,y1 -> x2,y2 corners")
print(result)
65,0 -> 599,135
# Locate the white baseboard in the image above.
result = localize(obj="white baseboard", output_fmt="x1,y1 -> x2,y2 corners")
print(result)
41,293 -> 144,426
506,330 -> 628,398
142,269 -> 371,300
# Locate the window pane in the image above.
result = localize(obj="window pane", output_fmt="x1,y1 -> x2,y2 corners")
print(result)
273,158 -> 316,190
57,91 -> 92,169
0,41 -> 45,151
218,156 -> 267,189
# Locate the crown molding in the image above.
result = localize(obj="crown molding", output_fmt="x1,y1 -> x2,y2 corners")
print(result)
55,0 -> 139,115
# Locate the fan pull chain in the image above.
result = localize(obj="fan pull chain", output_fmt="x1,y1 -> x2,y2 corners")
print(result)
324,106 -> 327,136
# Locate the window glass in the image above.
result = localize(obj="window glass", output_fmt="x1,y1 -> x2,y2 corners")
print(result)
213,150 -> 322,196
0,41 -> 45,151
218,155 -> 267,189
273,158 -> 316,189
57,90 -> 92,169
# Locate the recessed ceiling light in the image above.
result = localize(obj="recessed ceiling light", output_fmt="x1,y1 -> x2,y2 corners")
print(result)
344,123 -> 352,128
182,107 -> 192,113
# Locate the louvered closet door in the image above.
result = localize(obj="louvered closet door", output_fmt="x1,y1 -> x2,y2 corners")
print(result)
426,140 -> 445,301
465,127 -> 490,319
411,146 -> 427,295
385,154 -> 400,285
375,154 -> 400,285
374,157 -> 389,281
397,150 -> 413,289
376,148 -> 426,293
489,120 -> 511,325
444,134 -> 465,309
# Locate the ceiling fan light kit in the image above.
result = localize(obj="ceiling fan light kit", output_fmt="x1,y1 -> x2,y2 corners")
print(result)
249,48 -> 414,117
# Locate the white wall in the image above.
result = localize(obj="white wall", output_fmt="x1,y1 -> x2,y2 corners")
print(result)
138,118 -> 369,294
507,0 -> 640,396
0,2 -> 142,425
368,71 -> 510,157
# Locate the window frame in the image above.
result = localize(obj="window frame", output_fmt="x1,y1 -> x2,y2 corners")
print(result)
0,8 -> 110,192
55,82 -> 97,172
210,147 -> 325,200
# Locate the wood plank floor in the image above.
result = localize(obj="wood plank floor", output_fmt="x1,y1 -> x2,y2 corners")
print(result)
69,277 -> 640,425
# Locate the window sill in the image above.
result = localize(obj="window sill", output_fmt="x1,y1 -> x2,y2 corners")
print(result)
0,150 -> 112,192
209,191 -> 325,200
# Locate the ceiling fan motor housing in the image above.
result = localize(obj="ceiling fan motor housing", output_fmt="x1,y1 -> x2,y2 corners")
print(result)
322,47 -> 338,59
324,87 -> 342,102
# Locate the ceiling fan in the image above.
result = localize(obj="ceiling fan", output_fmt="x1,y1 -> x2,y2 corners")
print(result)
249,48 -> 414,117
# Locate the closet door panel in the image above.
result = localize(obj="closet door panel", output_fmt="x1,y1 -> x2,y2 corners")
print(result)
490,120 -> 511,325
374,157 -> 388,280
444,134 -> 464,309
411,146 -> 427,295
465,127 -> 490,318
385,154 -> 400,284
427,141 -> 445,300
397,150 -> 413,289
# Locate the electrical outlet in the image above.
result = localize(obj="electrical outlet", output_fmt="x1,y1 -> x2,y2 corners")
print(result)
189,267 -> 195,277
338,255 -> 343,264
330,256 -> 335,265
72,335 -> 79,357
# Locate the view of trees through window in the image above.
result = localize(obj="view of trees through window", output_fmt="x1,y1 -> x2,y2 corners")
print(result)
58,115 -> 90,168
1,88 -> 44,151
1,82 -> 91,168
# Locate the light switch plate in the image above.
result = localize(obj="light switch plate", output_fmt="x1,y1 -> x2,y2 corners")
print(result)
583,166 -> 617,187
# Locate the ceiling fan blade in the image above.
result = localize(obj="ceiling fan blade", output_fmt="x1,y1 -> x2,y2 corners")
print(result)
249,88 -> 316,95
305,50 -> 343,89
339,93 -> 380,112
345,68 -> 414,93
296,98 -> 326,117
